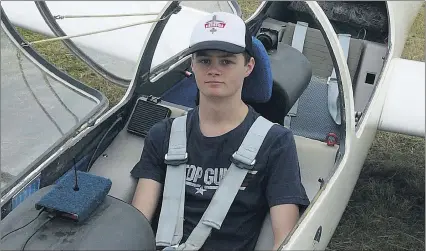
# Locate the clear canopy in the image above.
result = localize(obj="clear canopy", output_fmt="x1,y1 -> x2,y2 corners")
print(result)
0,1 -> 238,193
37,1 -> 237,83
1,27 -> 102,192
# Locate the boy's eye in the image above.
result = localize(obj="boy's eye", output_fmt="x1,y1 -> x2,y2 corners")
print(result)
195,58 -> 234,66
221,59 -> 234,65
198,59 -> 210,64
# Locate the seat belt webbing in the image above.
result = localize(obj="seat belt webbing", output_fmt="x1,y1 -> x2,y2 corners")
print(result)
156,115 -> 188,247
327,34 -> 351,125
290,21 -> 308,53
177,116 -> 275,251
284,21 -> 308,128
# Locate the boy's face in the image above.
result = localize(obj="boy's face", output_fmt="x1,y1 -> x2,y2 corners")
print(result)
191,50 -> 255,100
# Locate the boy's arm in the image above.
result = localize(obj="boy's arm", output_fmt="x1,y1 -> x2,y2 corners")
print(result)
270,204 -> 300,250
266,130 -> 310,250
130,120 -> 170,222
132,178 -> 163,222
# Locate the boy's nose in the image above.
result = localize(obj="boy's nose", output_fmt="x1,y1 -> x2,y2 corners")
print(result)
207,69 -> 220,76
206,62 -> 222,76
207,66 -> 220,76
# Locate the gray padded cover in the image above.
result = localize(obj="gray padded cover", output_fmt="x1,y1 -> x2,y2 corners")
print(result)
88,128 -> 143,203
0,186 -> 155,250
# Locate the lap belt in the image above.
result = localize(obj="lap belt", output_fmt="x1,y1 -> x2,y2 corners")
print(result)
156,115 -> 275,250
327,34 -> 351,125
284,21 -> 308,128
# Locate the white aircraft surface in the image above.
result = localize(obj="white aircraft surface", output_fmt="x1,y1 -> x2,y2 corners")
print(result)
0,1 -> 424,250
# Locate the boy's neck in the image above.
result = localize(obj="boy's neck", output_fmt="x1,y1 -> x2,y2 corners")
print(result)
198,94 -> 249,137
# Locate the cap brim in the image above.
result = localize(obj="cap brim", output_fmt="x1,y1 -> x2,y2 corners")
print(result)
184,41 -> 246,56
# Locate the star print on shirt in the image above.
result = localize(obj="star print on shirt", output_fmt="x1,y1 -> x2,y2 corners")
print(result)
195,186 -> 207,195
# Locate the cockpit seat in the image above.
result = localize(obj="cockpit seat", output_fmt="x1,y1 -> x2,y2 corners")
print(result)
249,43 -> 312,124
161,36 -> 312,124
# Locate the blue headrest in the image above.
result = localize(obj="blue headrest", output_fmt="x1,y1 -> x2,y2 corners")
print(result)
242,36 -> 273,103
161,36 -> 272,107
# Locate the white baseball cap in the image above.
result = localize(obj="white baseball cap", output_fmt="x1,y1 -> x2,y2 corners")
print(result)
185,12 -> 253,56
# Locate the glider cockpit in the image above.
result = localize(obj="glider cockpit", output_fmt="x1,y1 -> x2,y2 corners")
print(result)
85,2 -> 373,249
1,1 -> 399,250
87,31 -> 314,250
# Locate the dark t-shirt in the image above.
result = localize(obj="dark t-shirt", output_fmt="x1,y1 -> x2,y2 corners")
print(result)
131,105 -> 310,251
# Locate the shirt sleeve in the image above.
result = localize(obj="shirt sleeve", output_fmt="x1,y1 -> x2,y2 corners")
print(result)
265,129 -> 310,212
130,119 -> 169,184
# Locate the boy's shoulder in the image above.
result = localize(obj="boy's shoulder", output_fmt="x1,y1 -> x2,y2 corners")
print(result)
248,107 -> 295,144
146,108 -> 197,140
147,106 -> 295,147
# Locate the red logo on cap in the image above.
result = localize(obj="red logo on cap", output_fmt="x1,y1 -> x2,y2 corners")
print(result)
205,15 -> 226,33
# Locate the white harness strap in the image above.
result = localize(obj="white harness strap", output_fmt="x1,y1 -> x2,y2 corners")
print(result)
156,115 -> 275,250
177,116 -> 275,251
156,115 -> 188,247
327,34 -> 351,125
290,21 -> 308,53
284,21 -> 308,128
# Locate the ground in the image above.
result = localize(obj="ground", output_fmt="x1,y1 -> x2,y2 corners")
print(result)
12,1 -> 425,250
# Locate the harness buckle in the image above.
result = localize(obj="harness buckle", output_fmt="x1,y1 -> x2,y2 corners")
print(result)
164,153 -> 188,166
325,133 -> 338,146
161,244 -> 178,251
327,76 -> 338,85
231,152 -> 256,170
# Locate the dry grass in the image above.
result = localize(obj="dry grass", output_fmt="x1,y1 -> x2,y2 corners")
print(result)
11,1 -> 425,250
237,0 -> 261,20
328,131 -> 425,251
402,5 -> 425,61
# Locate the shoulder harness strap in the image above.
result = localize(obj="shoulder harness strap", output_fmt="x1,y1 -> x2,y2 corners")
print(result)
178,116 -> 275,250
156,115 -> 188,247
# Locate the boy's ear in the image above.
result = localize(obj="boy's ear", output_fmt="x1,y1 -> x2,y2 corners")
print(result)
245,57 -> 255,77
191,61 -> 196,73
190,55 -> 195,71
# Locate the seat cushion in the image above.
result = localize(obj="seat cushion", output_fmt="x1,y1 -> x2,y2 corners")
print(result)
242,36 -> 273,103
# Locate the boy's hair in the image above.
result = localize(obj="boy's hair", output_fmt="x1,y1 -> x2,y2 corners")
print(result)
192,50 -> 252,66
242,51 -> 251,65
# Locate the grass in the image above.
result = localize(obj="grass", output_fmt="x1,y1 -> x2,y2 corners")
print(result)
328,132 -> 425,250
402,4 -> 425,62
11,1 -> 425,250
16,28 -> 126,107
